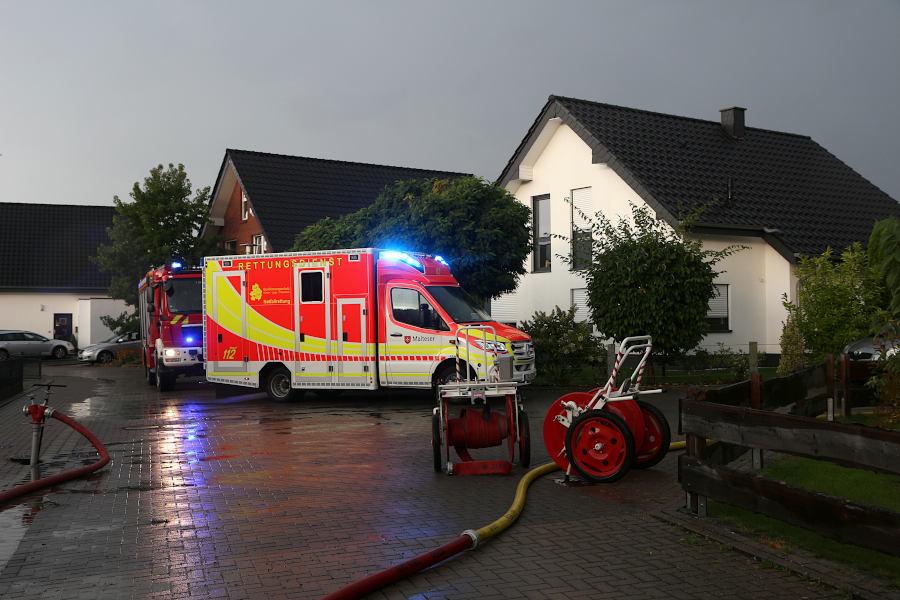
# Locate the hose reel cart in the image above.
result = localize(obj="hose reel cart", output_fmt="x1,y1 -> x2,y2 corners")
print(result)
542,336 -> 671,483
432,326 -> 531,475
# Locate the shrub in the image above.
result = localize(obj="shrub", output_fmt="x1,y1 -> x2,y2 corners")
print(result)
777,313 -> 808,376
113,348 -> 141,366
520,306 -> 606,386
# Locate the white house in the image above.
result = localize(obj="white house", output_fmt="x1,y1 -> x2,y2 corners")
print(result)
0,202 -> 127,348
491,96 -> 899,354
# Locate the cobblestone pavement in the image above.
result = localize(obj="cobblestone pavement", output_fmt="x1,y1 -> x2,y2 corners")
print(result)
0,365 -> 840,599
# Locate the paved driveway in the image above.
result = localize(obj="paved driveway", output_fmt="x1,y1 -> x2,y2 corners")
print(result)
0,365 -> 836,599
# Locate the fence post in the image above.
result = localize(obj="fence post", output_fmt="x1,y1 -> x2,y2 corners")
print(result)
685,433 -> 708,517
825,353 -> 835,403
840,353 -> 851,417
748,342 -> 764,469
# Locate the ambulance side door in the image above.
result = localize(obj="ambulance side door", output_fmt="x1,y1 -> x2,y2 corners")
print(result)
384,286 -> 450,387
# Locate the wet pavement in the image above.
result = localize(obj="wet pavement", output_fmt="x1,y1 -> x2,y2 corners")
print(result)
0,364 -> 839,599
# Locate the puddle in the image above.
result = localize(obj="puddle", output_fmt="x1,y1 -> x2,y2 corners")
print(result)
0,505 -> 29,571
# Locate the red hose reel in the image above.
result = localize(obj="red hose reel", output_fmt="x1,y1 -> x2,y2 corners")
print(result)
543,336 -> 671,483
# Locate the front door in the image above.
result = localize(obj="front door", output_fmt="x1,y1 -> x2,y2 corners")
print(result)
384,286 -> 449,387
293,266 -> 332,386
53,313 -> 72,341
209,270 -> 247,373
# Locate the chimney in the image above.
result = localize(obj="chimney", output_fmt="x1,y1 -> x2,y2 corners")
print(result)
720,106 -> 746,139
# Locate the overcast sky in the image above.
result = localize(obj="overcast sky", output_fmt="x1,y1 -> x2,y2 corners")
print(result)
1,1 -> 899,206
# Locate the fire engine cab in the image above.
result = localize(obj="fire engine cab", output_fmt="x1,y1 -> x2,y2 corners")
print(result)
139,262 -> 204,391
203,248 -> 536,400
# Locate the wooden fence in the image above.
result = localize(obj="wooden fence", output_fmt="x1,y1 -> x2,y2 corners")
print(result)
679,398 -> 900,557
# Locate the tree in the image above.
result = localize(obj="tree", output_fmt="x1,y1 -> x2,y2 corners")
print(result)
573,202 -> 740,360
868,216 -> 900,317
783,243 -> 885,358
95,164 -> 216,331
292,177 -> 532,302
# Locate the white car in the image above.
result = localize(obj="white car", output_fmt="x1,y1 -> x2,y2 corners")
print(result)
0,330 -> 75,360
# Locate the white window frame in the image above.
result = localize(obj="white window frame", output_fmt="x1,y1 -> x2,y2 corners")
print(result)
532,194 -> 551,273
241,191 -> 250,221
252,234 -> 267,254
706,283 -> 730,332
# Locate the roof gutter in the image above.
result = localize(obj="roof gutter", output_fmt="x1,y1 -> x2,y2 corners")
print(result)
689,223 -> 798,263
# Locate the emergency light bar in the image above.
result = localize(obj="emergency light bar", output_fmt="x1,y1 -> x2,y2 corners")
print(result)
379,250 -> 424,272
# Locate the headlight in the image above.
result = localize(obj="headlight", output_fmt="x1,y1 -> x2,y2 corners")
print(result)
164,348 -> 179,357
469,339 -> 508,353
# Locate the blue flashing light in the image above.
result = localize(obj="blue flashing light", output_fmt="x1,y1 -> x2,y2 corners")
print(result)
185,336 -> 195,344
171,261 -> 183,269
434,255 -> 449,266
380,250 -> 424,272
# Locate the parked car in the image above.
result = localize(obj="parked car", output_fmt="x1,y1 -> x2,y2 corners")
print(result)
843,336 -> 898,386
0,330 -> 75,360
79,332 -> 141,364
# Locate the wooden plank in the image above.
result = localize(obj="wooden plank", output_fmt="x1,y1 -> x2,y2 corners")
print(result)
679,455 -> 900,557
680,399 -> 900,475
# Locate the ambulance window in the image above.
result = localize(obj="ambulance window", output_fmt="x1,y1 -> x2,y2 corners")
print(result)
391,288 -> 448,331
300,271 -> 324,303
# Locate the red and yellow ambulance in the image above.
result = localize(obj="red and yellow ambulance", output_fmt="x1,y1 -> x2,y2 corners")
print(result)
203,249 -> 536,400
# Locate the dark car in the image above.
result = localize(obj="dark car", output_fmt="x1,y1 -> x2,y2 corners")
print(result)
78,332 -> 141,364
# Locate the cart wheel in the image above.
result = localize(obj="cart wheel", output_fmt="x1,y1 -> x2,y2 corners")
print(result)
542,391 -> 594,471
432,411 -> 443,473
565,409 -> 634,483
633,400 -> 671,469
518,410 -> 531,469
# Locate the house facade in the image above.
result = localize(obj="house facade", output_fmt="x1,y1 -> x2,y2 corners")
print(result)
491,96 -> 899,354
205,149 -> 467,254
0,203 -> 127,348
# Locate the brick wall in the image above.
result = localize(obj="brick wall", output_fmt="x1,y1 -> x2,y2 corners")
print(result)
219,181 -> 268,254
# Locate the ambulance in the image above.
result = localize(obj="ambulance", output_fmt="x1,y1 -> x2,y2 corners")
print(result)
202,249 -> 536,400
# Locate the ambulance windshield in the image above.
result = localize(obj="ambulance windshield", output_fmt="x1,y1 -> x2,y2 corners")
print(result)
426,286 -> 490,324
165,278 -> 202,313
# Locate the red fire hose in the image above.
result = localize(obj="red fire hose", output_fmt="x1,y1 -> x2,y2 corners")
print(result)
0,410 -> 110,505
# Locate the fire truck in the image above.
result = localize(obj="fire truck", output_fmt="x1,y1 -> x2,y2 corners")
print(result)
203,249 -> 536,400
138,262 -> 205,391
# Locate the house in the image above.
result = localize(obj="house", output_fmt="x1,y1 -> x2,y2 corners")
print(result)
0,202 -> 128,348
491,96 -> 900,353
205,149 -> 468,254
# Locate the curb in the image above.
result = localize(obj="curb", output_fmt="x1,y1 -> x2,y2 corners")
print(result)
652,508 -> 900,600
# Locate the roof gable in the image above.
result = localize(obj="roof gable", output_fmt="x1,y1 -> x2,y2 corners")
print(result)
500,96 -> 900,258
213,150 -> 468,251
0,203 -> 115,291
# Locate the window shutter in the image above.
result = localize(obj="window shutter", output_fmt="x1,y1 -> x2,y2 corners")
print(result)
571,288 -> 591,323
707,284 -> 729,318
571,187 -> 592,228
490,294 -> 518,323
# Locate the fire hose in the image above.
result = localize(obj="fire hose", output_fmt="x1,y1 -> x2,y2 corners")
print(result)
0,409 -> 110,505
322,437 -> 698,600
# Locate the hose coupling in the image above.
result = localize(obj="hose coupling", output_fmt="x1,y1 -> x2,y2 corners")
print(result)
461,529 -> 479,549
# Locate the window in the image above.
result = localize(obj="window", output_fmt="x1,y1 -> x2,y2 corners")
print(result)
300,271 -> 324,303
571,187 -> 592,271
426,286 -> 489,324
571,288 -> 591,324
533,194 -> 551,272
707,284 -> 730,332
223,240 -> 237,254
241,191 -> 250,221
252,234 -> 267,254
392,288 -> 448,330
165,279 -> 203,313
23,332 -> 48,342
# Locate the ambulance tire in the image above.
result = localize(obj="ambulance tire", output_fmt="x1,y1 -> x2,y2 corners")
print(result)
265,365 -> 300,402
433,362 -> 475,387
146,363 -> 156,386
155,357 -> 175,392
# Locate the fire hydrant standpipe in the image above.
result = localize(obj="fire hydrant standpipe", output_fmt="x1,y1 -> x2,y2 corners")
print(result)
0,410 -> 110,505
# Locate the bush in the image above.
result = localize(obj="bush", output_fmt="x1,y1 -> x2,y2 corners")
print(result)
777,313 -> 808,376
520,306 -> 606,386
869,321 -> 900,408
112,348 -> 141,366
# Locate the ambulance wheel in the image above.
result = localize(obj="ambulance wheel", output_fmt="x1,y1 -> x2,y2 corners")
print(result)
265,366 -> 295,402
633,400 -> 671,469
434,362 -> 474,386
432,411 -> 443,473
565,409 -> 634,484
518,410 -> 531,468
